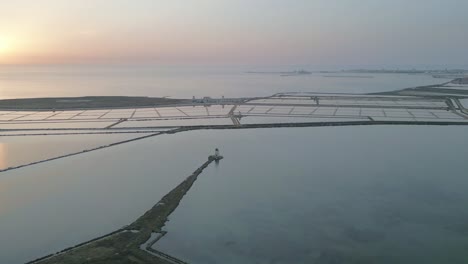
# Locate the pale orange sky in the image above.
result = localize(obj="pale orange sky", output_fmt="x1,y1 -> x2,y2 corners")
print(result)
1,0 -> 467,65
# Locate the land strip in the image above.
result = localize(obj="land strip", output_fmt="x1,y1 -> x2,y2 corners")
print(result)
2,120 -> 468,175
371,79 -> 468,98
0,129 -> 183,174
0,130 -> 166,137
0,96 -> 188,111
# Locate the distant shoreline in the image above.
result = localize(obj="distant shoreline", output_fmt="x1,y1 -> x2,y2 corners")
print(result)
322,75 -> 374,79
246,70 -> 312,76
344,69 -> 468,75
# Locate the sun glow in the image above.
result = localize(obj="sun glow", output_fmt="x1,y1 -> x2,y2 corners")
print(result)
0,36 -> 13,54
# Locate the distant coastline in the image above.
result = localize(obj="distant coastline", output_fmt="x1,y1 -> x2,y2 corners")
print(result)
246,70 -> 312,76
322,75 -> 374,79
344,68 -> 468,76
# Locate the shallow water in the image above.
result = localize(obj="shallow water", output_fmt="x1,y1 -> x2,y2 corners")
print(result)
0,134 -> 135,170
155,127 -> 468,264
1,126 -> 467,263
0,133 -> 212,264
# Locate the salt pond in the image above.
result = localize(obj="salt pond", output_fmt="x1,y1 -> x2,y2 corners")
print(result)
0,134 -> 136,170
156,126 -> 468,264
0,132 -> 211,263
1,125 -> 468,264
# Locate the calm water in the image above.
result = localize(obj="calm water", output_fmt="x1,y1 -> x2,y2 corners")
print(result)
0,126 -> 467,263
156,127 -> 468,264
0,133 -> 212,264
0,134 -> 135,170
0,66 -> 466,264
0,65 -> 440,99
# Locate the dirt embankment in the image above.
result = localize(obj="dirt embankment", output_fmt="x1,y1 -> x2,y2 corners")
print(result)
0,96 -> 188,111
369,79 -> 468,98
452,77 -> 468,85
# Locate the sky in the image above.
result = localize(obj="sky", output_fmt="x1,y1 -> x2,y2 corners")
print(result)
0,0 -> 467,66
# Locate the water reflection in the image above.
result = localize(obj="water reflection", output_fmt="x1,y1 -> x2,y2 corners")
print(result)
0,65 -> 440,99
156,127 -> 468,264
1,127 -> 468,264
0,143 -> 8,169
0,134 -> 135,170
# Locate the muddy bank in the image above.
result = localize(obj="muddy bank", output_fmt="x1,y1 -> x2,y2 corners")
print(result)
452,77 -> 468,85
370,80 -> 468,98
0,96 -> 188,111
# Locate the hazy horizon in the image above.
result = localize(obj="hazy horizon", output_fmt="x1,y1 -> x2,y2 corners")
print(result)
1,0 -> 467,66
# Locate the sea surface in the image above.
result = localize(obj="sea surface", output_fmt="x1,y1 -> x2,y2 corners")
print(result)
0,64 -> 441,99
0,65 -> 467,264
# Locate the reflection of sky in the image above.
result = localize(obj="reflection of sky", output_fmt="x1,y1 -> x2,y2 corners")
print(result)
0,143 -> 7,169
0,134 -> 136,171
156,127 -> 468,264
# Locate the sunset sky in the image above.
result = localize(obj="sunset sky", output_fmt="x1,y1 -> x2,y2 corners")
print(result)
1,0 -> 467,65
